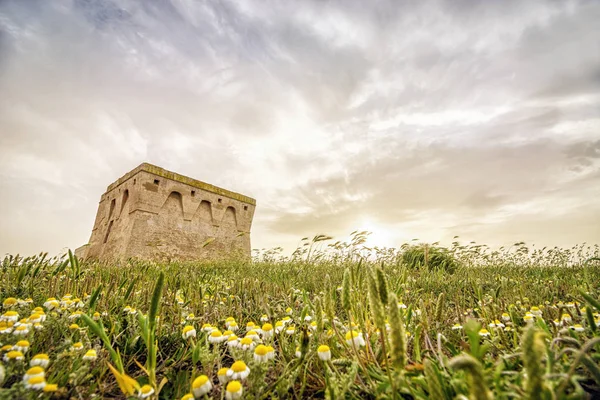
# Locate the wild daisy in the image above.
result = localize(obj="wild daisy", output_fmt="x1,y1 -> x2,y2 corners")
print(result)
451,323 -> 463,330
14,340 -> 30,353
275,321 -> 284,334
218,367 -> 230,384
285,325 -> 296,335
571,324 -> 584,332
561,313 -> 572,324
0,321 -> 13,334
93,312 -> 101,321
228,321 -> 239,332
295,347 -> 302,358
71,342 -> 84,352
225,380 -> 243,400
489,320 -> 505,329
286,307 -> 293,315
253,344 -> 270,363
4,350 -> 24,362
246,321 -> 256,332
501,313 -> 510,321
83,349 -> 97,361
182,325 -> 197,339
260,314 -> 269,322
345,331 -> 366,347
30,353 -> 50,368
43,298 -> 59,310
530,307 -> 542,317
138,384 -> 155,399
266,345 -> 275,360
208,330 -> 225,344
261,323 -> 274,339
192,375 -> 212,397
23,366 -> 45,383
223,330 -> 234,339
317,345 -> 331,361
69,323 -> 80,331
13,324 -> 30,336
479,329 -> 490,337
239,337 -> 255,351
181,394 -> 193,400
227,361 -> 250,380
1,311 -> 19,322
201,323 -> 214,333
28,313 -> 43,324
24,376 -> 46,390
227,335 -> 239,348
245,330 -> 260,341
3,298 -> 18,308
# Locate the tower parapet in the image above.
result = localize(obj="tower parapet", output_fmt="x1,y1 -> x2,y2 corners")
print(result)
76,163 -> 255,261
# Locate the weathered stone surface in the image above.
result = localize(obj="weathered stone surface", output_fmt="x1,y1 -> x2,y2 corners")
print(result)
78,163 -> 255,261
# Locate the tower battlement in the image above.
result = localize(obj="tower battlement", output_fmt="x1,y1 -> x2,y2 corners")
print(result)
76,163 -> 255,261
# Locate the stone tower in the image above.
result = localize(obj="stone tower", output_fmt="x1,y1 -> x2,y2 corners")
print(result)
75,163 -> 255,261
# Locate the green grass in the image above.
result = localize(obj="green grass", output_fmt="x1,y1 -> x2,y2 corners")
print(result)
0,240 -> 599,399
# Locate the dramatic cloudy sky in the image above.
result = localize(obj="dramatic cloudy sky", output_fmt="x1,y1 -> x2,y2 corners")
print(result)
1,0 -> 599,256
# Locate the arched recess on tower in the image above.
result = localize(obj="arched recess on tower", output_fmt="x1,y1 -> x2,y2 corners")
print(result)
120,189 -> 129,216
107,198 -> 116,221
194,200 -> 214,224
222,206 -> 237,228
160,191 -> 185,219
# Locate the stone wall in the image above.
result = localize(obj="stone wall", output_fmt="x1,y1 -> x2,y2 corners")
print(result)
81,163 -> 255,261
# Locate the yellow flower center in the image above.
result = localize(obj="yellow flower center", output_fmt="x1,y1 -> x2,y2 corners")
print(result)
345,331 -> 359,340
28,376 -> 45,384
240,337 -> 253,346
318,345 -> 330,353
254,345 -> 268,356
43,384 -> 58,392
27,366 -> 44,375
192,375 -> 209,388
140,384 -> 153,394
7,350 -> 23,359
227,380 -> 242,393
231,361 -> 247,372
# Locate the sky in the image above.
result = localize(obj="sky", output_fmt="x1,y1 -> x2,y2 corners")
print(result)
1,0 -> 599,257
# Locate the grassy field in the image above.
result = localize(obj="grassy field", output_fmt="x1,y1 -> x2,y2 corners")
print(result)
0,238 -> 599,399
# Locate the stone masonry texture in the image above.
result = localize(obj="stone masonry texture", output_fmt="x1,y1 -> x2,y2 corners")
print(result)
75,163 -> 255,261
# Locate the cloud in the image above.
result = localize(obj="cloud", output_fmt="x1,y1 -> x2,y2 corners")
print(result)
0,0 -> 599,255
